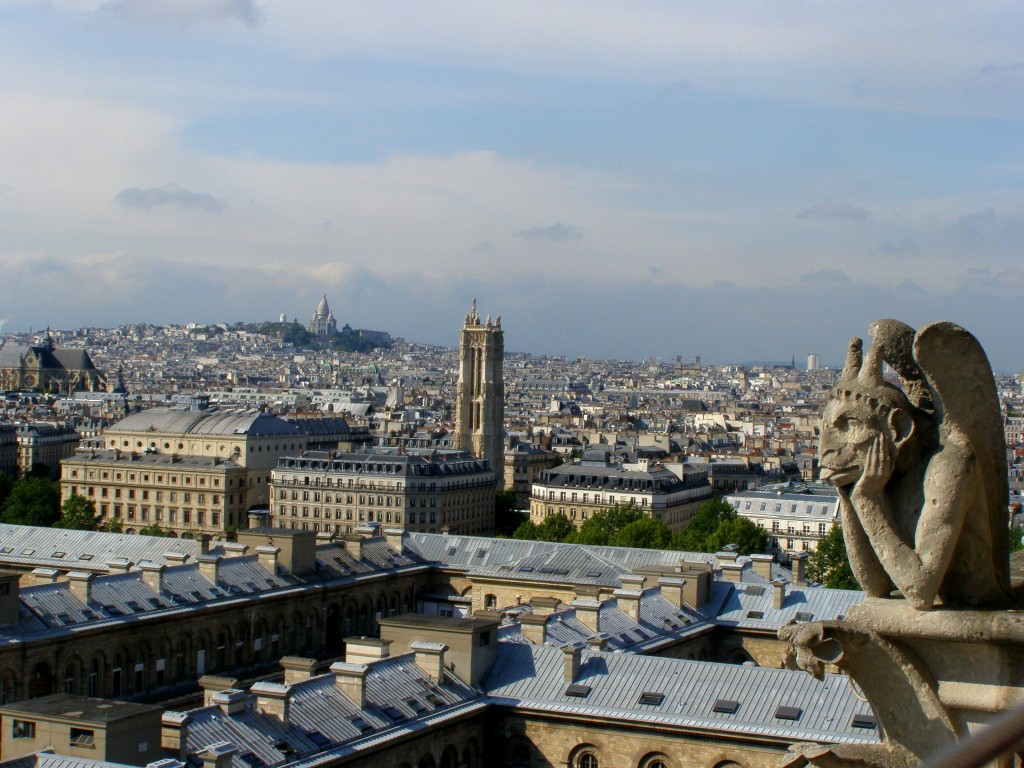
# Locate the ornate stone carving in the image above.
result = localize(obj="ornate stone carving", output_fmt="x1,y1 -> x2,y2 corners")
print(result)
819,320 -> 1009,610
780,320 -> 1020,768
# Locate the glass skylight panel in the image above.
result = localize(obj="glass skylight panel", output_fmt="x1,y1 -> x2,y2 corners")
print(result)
712,699 -> 739,714
565,684 -> 592,698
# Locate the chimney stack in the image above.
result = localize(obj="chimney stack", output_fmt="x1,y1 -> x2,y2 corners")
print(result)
613,587 -> 642,622
199,675 -> 240,706
331,662 -> 369,708
790,552 -> 808,586
773,579 -> 787,610
32,568 -> 59,585
198,742 -> 237,768
344,637 -> 391,665
519,613 -> 548,645
211,689 -> 247,716
256,545 -> 280,575
749,553 -> 774,581
343,535 -> 363,562
410,641 -> 447,682
141,563 -> 166,593
251,682 -> 292,725
572,599 -> 602,633
562,643 -> 583,682
384,527 -> 404,553
531,596 -> 561,617
106,558 -> 133,574
161,712 -> 191,760
67,571 -> 94,604
280,656 -> 319,685
198,555 -> 221,584
657,576 -> 685,609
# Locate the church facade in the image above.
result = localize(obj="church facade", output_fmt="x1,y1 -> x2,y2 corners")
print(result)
0,334 -> 105,393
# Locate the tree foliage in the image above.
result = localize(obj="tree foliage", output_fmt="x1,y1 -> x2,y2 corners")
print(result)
138,523 -> 176,537
565,504 -> 646,546
0,477 -> 61,527
512,513 -> 577,542
0,473 -> 12,510
494,489 -> 527,536
806,524 -> 859,589
671,498 -> 766,555
610,516 -> 672,549
55,494 -> 101,530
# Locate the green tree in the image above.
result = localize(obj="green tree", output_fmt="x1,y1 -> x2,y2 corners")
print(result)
494,489 -> 527,536
55,494 -> 100,530
0,476 -> 60,526
1010,525 -> 1024,554
704,515 -> 767,555
609,516 -> 673,549
566,503 -> 645,546
535,513 -> 576,542
672,497 -> 766,555
138,523 -> 175,537
100,517 -> 123,533
673,498 -> 736,552
806,524 -> 859,589
512,520 -> 539,540
0,473 -> 13,510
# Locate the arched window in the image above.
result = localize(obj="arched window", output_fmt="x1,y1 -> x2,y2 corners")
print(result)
639,755 -> 671,768
577,753 -> 598,768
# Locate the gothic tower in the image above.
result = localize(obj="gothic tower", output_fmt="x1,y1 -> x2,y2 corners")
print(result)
455,299 -> 504,487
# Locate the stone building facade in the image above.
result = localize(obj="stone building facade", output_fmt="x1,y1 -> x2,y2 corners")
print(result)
454,301 -> 504,488
61,406 -> 308,534
270,450 -> 496,535
16,422 -> 80,478
0,335 -> 106,394
529,456 -> 713,533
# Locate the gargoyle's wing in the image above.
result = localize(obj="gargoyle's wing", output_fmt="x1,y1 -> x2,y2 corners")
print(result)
913,321 -> 1007,563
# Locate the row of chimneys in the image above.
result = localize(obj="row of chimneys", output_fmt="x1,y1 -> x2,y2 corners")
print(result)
162,641 -> 449,761
518,551 -> 804,646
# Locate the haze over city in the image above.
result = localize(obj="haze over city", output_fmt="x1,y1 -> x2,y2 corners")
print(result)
1,2 -> 1022,370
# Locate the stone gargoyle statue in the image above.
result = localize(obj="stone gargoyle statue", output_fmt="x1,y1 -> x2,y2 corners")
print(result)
818,319 -> 1009,610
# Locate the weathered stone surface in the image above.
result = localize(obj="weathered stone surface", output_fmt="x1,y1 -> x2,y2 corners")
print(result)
779,320 -> 1019,767
819,319 -> 1009,610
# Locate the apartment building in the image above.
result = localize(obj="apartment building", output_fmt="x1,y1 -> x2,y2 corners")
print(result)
270,450 -> 497,535
727,481 -> 840,560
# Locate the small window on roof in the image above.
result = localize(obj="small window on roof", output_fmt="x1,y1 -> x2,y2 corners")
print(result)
744,585 -> 765,596
638,692 -> 664,706
80,554 -> 93,561
712,699 -> 739,714
775,705 -> 802,720
851,713 -> 877,729
746,611 -> 764,619
21,549 -> 34,556
565,684 -> 591,698
0,547 -> 12,554
52,551 -> 66,559
585,570 -> 602,578
794,611 -> 814,622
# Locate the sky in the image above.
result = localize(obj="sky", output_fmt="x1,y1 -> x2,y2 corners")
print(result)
0,2 -> 1022,370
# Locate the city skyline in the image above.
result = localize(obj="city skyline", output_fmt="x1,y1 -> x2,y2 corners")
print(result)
1,2 -> 1022,370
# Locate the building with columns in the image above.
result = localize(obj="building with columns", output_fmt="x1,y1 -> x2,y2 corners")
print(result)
454,301 -> 504,488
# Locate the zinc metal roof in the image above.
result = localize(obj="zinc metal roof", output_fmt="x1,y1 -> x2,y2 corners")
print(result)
484,643 -> 878,745
183,654 -> 479,768
106,408 -> 301,438
0,523 -> 197,573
